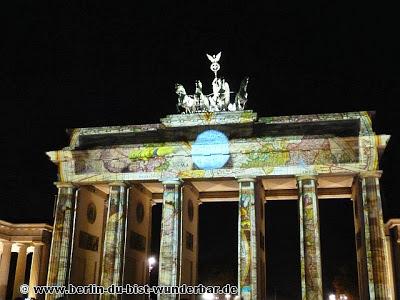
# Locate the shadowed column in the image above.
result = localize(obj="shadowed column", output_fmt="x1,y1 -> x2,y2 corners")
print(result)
123,183 -> 153,300
354,171 -> 391,299
29,242 -> 43,299
46,182 -> 76,300
180,183 -> 200,300
158,179 -> 182,300
384,233 -> 395,299
238,177 -> 265,300
100,182 -> 127,300
13,243 -> 28,299
297,175 -> 323,300
0,241 -> 12,300
385,220 -> 400,299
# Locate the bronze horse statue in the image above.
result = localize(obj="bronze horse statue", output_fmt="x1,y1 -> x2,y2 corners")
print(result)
235,77 -> 249,110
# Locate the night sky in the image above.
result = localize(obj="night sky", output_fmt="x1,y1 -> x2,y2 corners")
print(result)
2,2 -> 399,299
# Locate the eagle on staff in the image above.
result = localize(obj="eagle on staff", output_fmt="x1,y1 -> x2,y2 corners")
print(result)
206,52 -> 222,78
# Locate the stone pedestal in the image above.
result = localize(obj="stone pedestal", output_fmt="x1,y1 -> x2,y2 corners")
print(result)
297,175 -> 323,300
100,182 -> 127,300
0,241 -> 12,300
238,177 -> 265,300
158,179 -> 182,300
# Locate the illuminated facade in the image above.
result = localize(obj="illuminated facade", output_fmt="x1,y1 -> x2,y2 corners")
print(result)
0,220 -> 52,300
43,108 -> 396,300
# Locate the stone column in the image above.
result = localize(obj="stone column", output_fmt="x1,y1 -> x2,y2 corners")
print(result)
29,242 -> 43,299
0,241 -> 12,300
255,179 -> 267,298
388,222 -> 400,299
352,176 -> 367,299
296,175 -> 323,300
13,243 -> 28,299
158,179 -> 182,300
123,184 -> 153,289
384,235 -> 395,300
180,184 -> 200,300
238,177 -> 264,300
354,171 -> 391,299
46,182 -> 76,300
100,182 -> 127,300
39,241 -> 51,288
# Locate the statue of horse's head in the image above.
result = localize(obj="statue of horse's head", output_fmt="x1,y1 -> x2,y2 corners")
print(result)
195,80 -> 202,90
240,77 -> 249,90
175,83 -> 186,96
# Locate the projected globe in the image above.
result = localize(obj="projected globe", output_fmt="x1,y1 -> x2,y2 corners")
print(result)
191,130 -> 229,170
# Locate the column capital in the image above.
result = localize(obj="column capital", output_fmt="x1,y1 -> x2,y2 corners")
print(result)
386,218 -> 400,230
295,174 -> 318,181
385,219 -> 400,242
160,178 -> 182,185
31,241 -> 45,247
0,240 -> 12,246
54,182 -> 75,189
14,242 -> 28,249
236,176 -> 257,183
109,181 -> 127,187
359,170 -> 382,179
195,196 -> 203,205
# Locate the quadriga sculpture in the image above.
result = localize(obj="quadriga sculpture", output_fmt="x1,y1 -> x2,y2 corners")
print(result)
175,77 -> 249,114
175,52 -> 249,114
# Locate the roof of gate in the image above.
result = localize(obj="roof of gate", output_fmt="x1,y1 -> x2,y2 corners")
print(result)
46,110 -> 392,183
68,110 -> 374,150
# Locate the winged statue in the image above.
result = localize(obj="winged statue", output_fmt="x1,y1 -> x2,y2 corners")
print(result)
206,52 -> 222,64
207,52 -> 222,77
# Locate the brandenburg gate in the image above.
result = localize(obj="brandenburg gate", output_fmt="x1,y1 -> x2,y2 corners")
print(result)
44,54 -> 394,299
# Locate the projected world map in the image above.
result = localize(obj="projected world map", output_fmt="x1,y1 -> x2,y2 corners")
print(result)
191,130 -> 230,170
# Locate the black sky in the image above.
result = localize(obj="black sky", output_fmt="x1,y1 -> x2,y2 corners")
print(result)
2,1 -> 400,299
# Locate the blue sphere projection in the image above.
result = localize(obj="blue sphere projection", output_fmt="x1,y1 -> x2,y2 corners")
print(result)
191,130 -> 230,170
